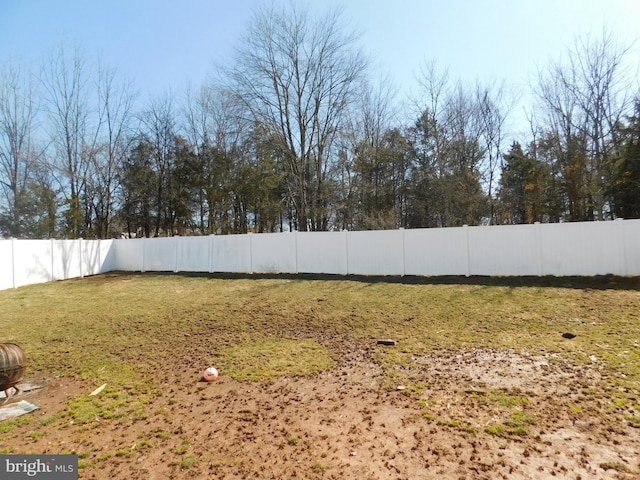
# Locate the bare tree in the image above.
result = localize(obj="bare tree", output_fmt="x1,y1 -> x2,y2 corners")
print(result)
225,3 -> 367,231
475,80 -> 513,224
89,64 -> 136,238
410,63 -> 489,227
0,62 -> 39,237
42,43 -> 94,237
339,74 -> 406,230
183,83 -> 212,155
411,62 -> 453,226
138,93 -> 178,236
570,29 -> 634,219
533,28 -> 634,220
184,83 -> 234,233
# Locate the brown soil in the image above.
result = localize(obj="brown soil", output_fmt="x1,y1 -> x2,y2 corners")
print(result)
3,342 -> 640,479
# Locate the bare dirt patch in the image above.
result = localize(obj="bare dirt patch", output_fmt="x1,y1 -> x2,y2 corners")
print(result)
4,344 -> 639,479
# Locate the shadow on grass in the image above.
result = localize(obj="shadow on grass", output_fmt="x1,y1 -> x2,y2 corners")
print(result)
100,270 -> 640,291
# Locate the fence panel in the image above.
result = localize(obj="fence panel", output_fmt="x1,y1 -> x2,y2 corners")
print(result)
251,232 -> 296,273
296,231 -> 347,275
468,224 -> 543,276
404,227 -> 469,276
540,222 -> 626,276
347,230 -> 404,275
621,220 -> 640,276
113,238 -> 144,271
52,240 -> 82,280
177,236 -> 210,272
142,237 -> 176,272
210,234 -> 251,273
12,239 -> 52,288
81,239 -> 113,276
0,240 -> 14,289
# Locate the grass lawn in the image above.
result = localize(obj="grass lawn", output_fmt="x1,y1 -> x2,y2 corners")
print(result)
0,272 -> 639,478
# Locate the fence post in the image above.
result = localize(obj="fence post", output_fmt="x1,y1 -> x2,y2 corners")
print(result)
174,236 -> 179,273
208,234 -> 214,274
616,218 -> 627,276
463,225 -> 471,277
50,238 -> 55,282
141,237 -> 146,273
294,230 -> 299,274
248,232 -> 253,274
11,237 -> 16,289
79,238 -> 84,278
344,229 -> 349,275
400,228 -> 406,276
535,222 -> 544,276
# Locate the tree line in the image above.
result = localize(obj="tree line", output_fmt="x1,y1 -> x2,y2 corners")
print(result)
1,5 -> 639,239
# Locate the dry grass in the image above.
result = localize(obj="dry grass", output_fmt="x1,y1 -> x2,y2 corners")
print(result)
1,272 -> 639,390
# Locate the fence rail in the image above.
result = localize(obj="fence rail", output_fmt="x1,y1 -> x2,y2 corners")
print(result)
1,219 -> 639,290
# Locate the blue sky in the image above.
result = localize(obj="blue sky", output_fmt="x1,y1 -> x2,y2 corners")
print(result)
1,0 -> 638,138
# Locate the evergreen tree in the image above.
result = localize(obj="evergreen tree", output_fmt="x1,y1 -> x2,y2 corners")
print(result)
608,101 -> 640,218
118,140 -> 157,238
498,142 -> 554,224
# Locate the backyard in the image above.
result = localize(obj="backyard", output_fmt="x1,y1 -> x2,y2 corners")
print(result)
0,272 -> 639,479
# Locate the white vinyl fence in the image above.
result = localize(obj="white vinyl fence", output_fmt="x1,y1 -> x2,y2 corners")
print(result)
0,239 -> 115,290
1,220 -> 639,290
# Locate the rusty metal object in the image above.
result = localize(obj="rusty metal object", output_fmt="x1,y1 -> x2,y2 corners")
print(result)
0,343 -> 27,400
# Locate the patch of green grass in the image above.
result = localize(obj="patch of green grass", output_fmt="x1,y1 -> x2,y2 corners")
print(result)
485,424 -> 528,437
0,421 -> 18,435
505,410 -> 537,427
287,436 -> 300,446
440,418 -> 476,433
0,416 -> 33,434
93,452 -> 114,463
115,449 -> 135,458
399,383 -> 424,399
61,388 -> 144,426
134,440 -> 154,450
417,399 -> 436,409
67,397 -> 102,424
216,338 -> 336,381
180,455 -> 199,469
625,415 -> 640,428
611,398 -> 629,409
485,424 -> 505,436
486,410 -> 537,437
419,408 -> 476,433
570,404 -> 584,414
498,395 -> 530,408
420,410 -> 436,420
174,439 -> 189,455
311,461 -> 329,474
469,390 -> 530,408
26,431 -> 44,441
38,413 -> 64,426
